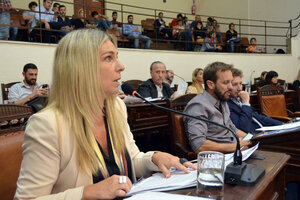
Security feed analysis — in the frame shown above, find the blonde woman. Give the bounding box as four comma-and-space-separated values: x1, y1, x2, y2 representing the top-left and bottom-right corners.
186, 68, 204, 94
15, 29, 195, 200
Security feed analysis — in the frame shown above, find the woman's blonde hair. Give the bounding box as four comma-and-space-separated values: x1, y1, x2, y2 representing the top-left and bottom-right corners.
191, 68, 203, 94
47, 29, 126, 175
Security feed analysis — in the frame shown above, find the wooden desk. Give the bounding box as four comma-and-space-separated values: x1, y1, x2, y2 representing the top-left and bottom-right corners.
250, 90, 295, 112
252, 127, 300, 183
125, 101, 171, 152
169, 151, 290, 200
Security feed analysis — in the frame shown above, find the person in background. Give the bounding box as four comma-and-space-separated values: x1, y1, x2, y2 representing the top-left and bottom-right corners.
91, 11, 112, 31
257, 71, 268, 87
211, 19, 222, 43
138, 61, 175, 99
0, 0, 12, 40
292, 69, 300, 110
123, 15, 151, 49
57, 5, 73, 38
247, 38, 266, 53
264, 71, 279, 86
186, 68, 204, 94
183, 62, 251, 153
71, 8, 96, 30
205, 17, 213, 31
172, 19, 193, 51
228, 68, 282, 134
170, 13, 183, 28
154, 12, 172, 39
111, 11, 122, 28
14, 29, 195, 200
226, 23, 241, 52
192, 21, 206, 51
200, 31, 222, 52
52, 2, 60, 15
22, 1, 38, 36
190, 15, 202, 32
164, 69, 175, 88
8, 63, 49, 105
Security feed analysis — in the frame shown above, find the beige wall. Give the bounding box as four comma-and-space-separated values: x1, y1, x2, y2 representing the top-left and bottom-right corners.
0, 36, 299, 103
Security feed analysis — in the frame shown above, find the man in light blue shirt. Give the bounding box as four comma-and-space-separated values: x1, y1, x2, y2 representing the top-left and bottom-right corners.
123, 15, 151, 49
8, 63, 49, 105
33, 0, 60, 43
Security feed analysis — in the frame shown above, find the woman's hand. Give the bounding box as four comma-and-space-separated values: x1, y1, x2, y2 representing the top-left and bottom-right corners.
82, 175, 132, 200
151, 152, 196, 178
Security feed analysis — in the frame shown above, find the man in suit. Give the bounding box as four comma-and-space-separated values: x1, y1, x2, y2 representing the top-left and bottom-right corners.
228, 68, 282, 134
137, 61, 175, 99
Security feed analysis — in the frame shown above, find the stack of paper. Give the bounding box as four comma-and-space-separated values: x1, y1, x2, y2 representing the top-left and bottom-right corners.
127, 169, 197, 196
126, 191, 207, 200
256, 121, 300, 131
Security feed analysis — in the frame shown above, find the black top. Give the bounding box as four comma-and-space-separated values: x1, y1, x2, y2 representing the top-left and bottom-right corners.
193, 28, 206, 39
92, 118, 133, 184
137, 79, 174, 99
226, 29, 238, 41
71, 18, 90, 30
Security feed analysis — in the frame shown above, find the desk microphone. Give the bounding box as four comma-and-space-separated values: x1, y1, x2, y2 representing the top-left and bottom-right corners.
121, 83, 265, 186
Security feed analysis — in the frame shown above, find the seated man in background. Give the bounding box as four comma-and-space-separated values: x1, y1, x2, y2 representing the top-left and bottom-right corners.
183, 62, 251, 153
228, 68, 282, 134
91, 11, 112, 31
22, 1, 38, 38
123, 15, 151, 49
111, 11, 122, 28
57, 5, 73, 38
164, 69, 175, 88
138, 61, 175, 99
247, 38, 266, 53
8, 63, 49, 105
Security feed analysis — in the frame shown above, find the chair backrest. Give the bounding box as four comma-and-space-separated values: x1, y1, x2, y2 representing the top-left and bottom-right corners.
0, 131, 24, 200
257, 84, 288, 117
0, 105, 34, 134
1, 82, 20, 102
141, 18, 155, 31
166, 94, 197, 160
106, 28, 121, 38
254, 77, 261, 85
124, 80, 143, 90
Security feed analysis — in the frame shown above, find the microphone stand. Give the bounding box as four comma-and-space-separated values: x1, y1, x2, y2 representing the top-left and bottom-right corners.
249, 70, 255, 93
127, 88, 265, 186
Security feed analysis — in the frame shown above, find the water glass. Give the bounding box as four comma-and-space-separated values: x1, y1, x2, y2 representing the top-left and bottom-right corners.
197, 151, 225, 200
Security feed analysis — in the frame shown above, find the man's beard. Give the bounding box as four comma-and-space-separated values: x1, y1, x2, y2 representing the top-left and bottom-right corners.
214, 86, 230, 102
25, 77, 36, 86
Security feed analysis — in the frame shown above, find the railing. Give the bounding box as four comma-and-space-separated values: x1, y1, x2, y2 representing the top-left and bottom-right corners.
287, 13, 300, 38
1, 0, 297, 54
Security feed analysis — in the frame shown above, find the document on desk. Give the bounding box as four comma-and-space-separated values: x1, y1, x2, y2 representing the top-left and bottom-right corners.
256, 121, 300, 131
126, 191, 207, 200
127, 169, 197, 196
224, 143, 259, 167
174, 78, 188, 99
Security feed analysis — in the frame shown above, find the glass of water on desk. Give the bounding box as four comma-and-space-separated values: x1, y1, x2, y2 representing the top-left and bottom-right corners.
197, 151, 225, 200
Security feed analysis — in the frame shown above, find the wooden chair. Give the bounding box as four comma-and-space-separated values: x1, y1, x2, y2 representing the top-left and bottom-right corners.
166, 94, 197, 160
0, 105, 34, 134
0, 131, 24, 199
1, 82, 20, 102
141, 18, 155, 32
106, 29, 130, 46
124, 80, 143, 90
257, 84, 300, 122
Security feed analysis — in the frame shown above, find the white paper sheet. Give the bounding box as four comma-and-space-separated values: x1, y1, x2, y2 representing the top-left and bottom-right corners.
256, 121, 300, 131
126, 191, 208, 200
174, 78, 188, 98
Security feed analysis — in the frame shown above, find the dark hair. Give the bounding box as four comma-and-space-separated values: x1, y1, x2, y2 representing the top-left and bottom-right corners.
58, 5, 66, 10
91, 11, 99, 18
177, 13, 183, 19
43, 0, 52, 2
203, 62, 233, 90
28, 1, 37, 9
112, 11, 117, 15
265, 71, 278, 84
196, 21, 203, 28
260, 71, 267, 78
276, 49, 285, 54
23, 63, 38, 73
229, 23, 234, 29
53, 2, 60, 8
150, 61, 165, 71
207, 17, 213, 22
231, 68, 243, 78
250, 37, 256, 43
127, 15, 133, 20
158, 12, 163, 15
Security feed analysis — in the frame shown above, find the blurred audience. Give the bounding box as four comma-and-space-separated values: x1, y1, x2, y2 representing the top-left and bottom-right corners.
22, 1, 38, 36
200, 31, 222, 52
0, 0, 12, 40
57, 5, 73, 38
257, 71, 268, 87
91, 11, 112, 31
111, 11, 122, 28
170, 13, 183, 28
71, 9, 95, 30
190, 15, 202, 32
155, 12, 172, 39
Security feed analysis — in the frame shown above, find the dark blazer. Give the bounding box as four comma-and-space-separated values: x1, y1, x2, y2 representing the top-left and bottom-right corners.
137, 79, 174, 99
227, 99, 282, 134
